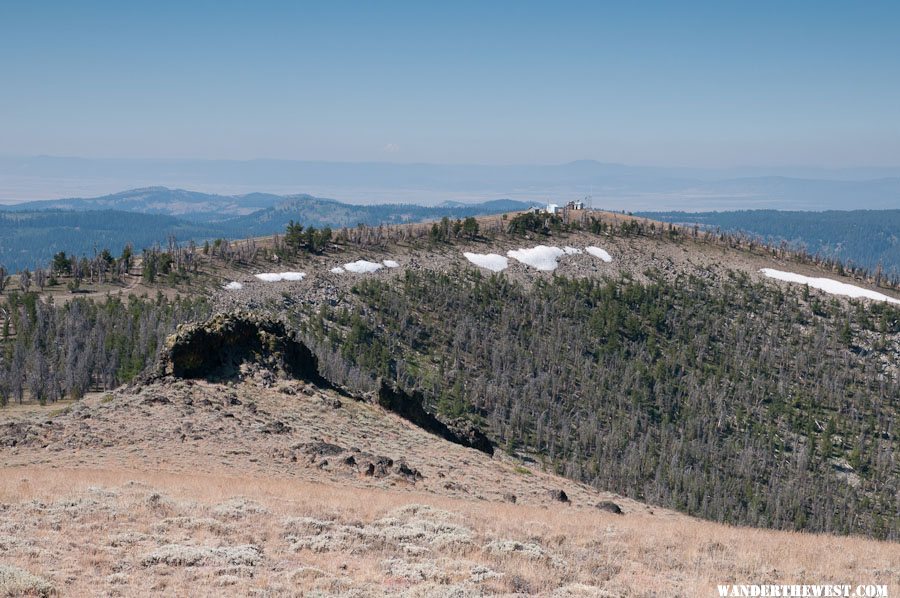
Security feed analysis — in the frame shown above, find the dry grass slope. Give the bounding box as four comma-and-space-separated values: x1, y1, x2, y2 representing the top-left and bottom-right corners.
0, 467, 897, 597
0, 375, 897, 596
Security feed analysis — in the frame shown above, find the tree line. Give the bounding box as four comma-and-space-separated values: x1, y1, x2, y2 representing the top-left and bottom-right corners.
0, 291, 210, 405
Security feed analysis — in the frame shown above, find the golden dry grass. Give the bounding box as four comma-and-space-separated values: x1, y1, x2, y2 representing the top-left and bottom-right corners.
0, 466, 897, 597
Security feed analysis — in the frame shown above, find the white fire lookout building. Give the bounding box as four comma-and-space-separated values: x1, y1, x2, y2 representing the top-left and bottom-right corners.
541, 200, 585, 215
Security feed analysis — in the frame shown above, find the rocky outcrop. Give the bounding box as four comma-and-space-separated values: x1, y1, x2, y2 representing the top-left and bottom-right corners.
375, 379, 495, 456
438, 417, 495, 456
548, 489, 570, 503
154, 312, 325, 384
147, 313, 495, 460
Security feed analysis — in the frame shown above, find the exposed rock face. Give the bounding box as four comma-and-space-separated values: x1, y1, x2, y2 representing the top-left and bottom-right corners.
156, 312, 325, 384
439, 417, 495, 456
375, 379, 495, 456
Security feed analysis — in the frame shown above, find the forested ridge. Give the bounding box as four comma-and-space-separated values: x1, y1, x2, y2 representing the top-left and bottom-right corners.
298, 267, 900, 539
2, 209, 898, 540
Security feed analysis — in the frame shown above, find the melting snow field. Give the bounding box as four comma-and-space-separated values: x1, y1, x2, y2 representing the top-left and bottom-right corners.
343, 260, 384, 274
586, 247, 613, 263
254, 272, 305, 282
760, 269, 900, 305
470, 245, 610, 272
223, 282, 243, 290
507, 246, 566, 271
464, 252, 509, 272
332, 260, 397, 273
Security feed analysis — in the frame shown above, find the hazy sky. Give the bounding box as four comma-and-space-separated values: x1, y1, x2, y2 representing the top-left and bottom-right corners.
2, 1, 899, 167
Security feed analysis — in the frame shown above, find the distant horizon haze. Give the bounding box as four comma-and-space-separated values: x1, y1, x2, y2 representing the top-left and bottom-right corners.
2, 2, 899, 169
2, 155, 900, 211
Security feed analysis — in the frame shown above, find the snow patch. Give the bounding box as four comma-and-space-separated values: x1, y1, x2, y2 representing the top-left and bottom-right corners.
463, 252, 509, 272
586, 247, 613, 263
329, 266, 345, 274
760, 269, 900, 305
383, 260, 400, 268
563, 246, 582, 255
507, 246, 566, 271
344, 260, 384, 274
223, 282, 243, 291
254, 272, 305, 282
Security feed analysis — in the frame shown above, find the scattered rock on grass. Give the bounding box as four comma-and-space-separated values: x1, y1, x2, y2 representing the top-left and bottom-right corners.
595, 500, 623, 514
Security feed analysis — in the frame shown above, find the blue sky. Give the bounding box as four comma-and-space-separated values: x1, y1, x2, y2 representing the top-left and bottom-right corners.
1, 1, 899, 167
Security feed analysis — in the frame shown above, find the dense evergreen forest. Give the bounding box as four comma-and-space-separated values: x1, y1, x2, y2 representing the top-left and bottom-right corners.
297, 267, 899, 539
639, 209, 900, 277
0, 292, 210, 404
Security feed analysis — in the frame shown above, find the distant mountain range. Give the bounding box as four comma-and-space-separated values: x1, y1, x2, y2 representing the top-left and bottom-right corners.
2, 156, 900, 210
7, 187, 282, 220
0, 188, 531, 270
5, 181, 900, 274
4, 187, 531, 224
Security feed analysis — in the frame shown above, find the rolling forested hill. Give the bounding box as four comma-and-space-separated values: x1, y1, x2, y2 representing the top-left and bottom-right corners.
0, 190, 530, 270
